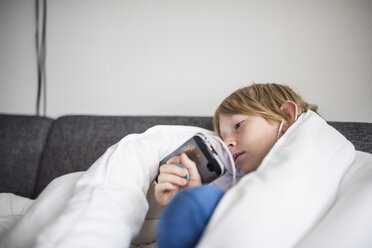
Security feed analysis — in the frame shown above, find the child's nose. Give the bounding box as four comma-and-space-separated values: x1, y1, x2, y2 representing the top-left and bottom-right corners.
224, 135, 237, 148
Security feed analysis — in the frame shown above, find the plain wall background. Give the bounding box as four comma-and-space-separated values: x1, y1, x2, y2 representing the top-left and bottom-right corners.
0, 0, 371, 122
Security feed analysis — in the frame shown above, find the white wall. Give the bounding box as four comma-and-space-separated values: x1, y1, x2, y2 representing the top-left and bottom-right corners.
0, 0, 36, 114
1, 0, 371, 122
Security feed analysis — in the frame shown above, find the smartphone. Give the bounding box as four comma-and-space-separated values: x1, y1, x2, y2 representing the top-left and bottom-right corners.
159, 133, 225, 183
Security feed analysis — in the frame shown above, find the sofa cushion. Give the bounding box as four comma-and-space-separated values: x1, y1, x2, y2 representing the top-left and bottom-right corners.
34, 116, 213, 197
0, 114, 53, 199
328, 121, 372, 154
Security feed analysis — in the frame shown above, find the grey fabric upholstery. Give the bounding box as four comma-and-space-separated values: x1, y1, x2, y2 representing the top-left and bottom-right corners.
34, 116, 213, 197
328, 121, 372, 154
0, 114, 53, 198
0, 113, 371, 200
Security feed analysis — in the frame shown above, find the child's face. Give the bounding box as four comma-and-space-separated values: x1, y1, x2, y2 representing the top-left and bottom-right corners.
219, 114, 281, 174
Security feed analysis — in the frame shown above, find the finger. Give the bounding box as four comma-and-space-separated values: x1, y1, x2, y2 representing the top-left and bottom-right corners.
180, 153, 199, 176
166, 155, 181, 165
155, 183, 179, 206
157, 173, 188, 186
155, 182, 178, 193
159, 164, 188, 178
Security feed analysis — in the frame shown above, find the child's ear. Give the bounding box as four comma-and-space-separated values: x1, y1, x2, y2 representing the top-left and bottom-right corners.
280, 101, 298, 132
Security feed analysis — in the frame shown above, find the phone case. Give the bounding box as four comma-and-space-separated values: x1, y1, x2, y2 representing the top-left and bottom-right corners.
159, 133, 225, 183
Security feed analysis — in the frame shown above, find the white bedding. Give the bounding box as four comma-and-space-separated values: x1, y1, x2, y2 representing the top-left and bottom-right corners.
1, 111, 372, 248
197, 111, 372, 247
0, 193, 33, 240
0, 125, 234, 248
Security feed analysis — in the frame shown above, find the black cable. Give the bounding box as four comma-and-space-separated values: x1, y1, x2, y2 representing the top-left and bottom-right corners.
41, 0, 47, 116
35, 0, 47, 116
35, 0, 41, 116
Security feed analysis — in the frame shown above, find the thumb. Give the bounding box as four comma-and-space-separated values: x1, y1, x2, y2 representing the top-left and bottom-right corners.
180, 153, 201, 182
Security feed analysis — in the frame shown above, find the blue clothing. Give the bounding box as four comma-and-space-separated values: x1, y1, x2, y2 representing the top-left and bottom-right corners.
157, 185, 224, 248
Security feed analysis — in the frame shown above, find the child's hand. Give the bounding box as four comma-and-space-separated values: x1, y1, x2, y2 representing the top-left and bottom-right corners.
179, 153, 202, 187
155, 153, 202, 206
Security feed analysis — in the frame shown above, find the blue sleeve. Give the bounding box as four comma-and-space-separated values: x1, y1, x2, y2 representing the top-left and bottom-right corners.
157, 185, 224, 248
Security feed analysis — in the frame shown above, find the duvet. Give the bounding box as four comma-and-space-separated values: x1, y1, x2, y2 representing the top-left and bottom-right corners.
1, 110, 371, 248
0, 125, 235, 248
198, 111, 372, 247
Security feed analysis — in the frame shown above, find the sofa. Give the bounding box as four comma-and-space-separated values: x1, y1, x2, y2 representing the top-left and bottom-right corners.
1, 113, 372, 246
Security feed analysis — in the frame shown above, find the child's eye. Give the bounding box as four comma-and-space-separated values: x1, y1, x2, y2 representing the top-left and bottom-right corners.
234, 121, 243, 130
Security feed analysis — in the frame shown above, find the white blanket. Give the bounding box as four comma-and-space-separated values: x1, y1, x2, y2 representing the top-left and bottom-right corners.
197, 110, 372, 247
0, 125, 235, 248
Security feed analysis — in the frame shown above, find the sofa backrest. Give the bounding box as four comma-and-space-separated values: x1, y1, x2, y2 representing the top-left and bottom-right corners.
0, 114, 53, 198
33, 116, 213, 198
328, 121, 372, 153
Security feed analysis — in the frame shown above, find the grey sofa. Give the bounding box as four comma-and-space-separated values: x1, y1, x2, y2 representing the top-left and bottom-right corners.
1, 113, 372, 246
1, 113, 372, 199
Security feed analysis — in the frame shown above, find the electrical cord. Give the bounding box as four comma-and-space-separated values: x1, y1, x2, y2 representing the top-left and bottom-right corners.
35, 0, 47, 116
212, 135, 236, 186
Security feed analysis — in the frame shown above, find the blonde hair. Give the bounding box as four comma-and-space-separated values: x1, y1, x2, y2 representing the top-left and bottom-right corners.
213, 83, 319, 136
